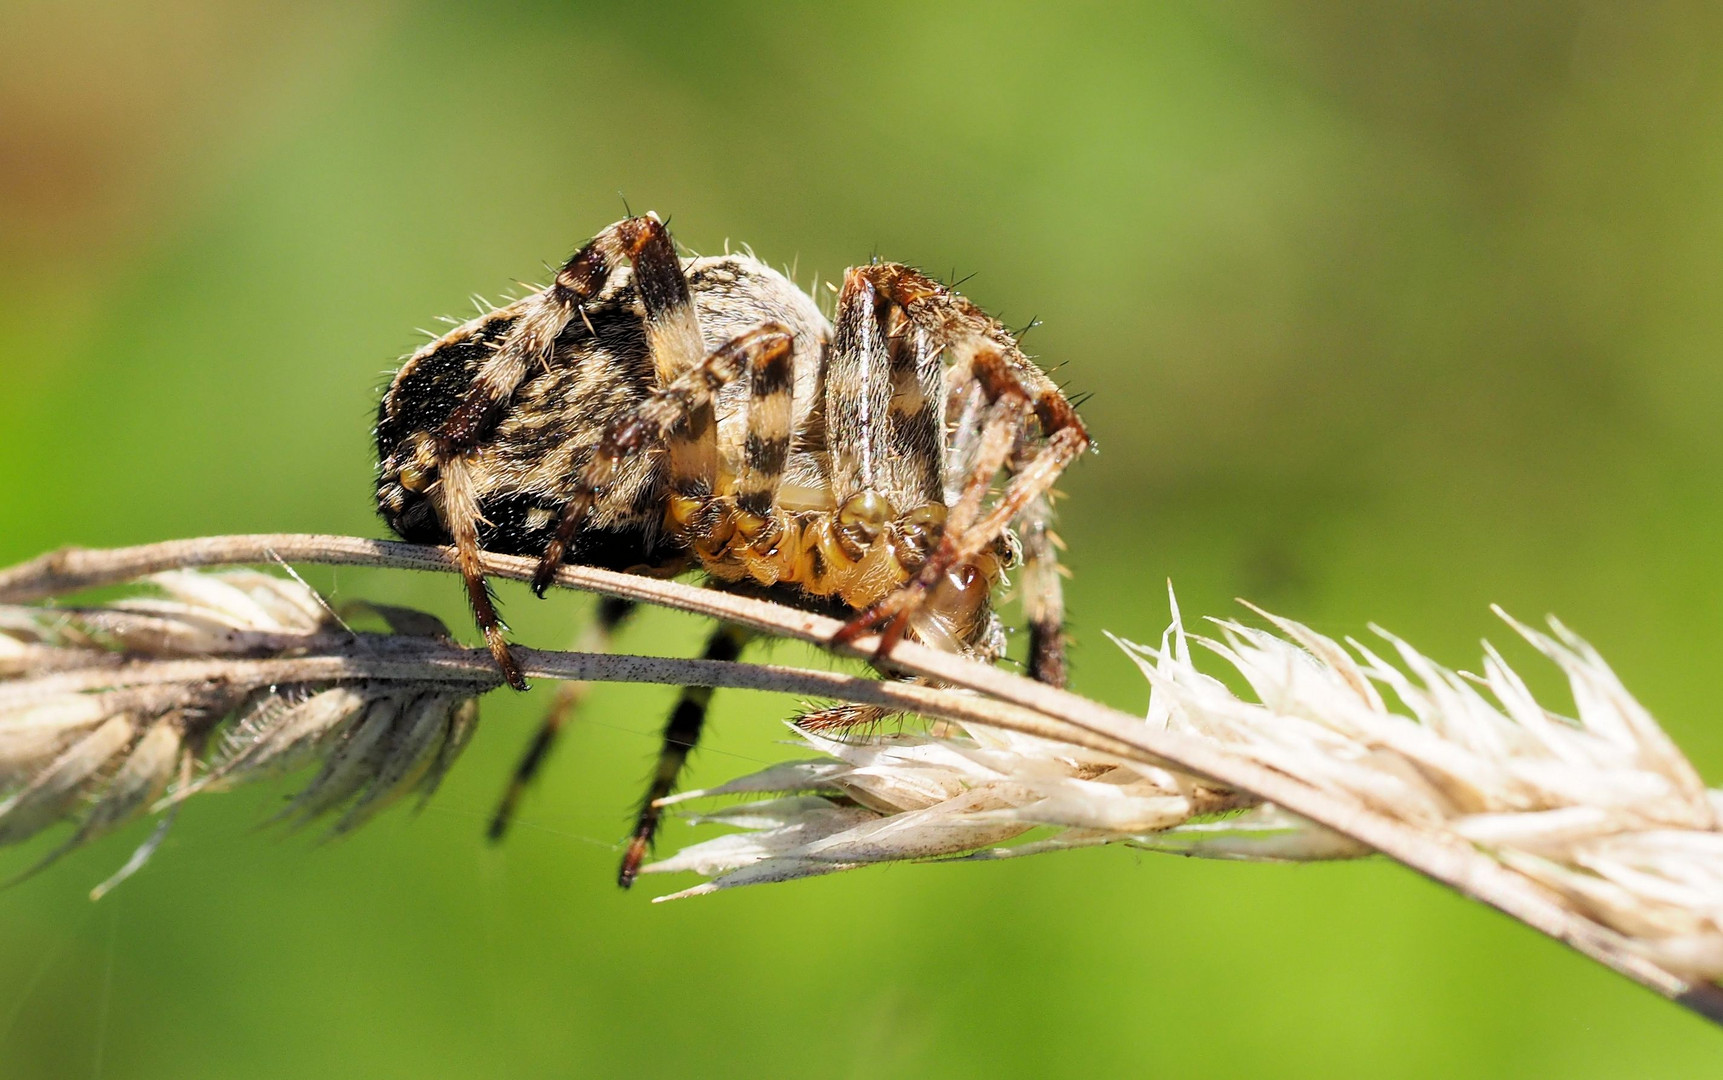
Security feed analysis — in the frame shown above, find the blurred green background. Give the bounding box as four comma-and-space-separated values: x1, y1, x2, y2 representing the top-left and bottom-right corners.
3, 1, 1722, 1075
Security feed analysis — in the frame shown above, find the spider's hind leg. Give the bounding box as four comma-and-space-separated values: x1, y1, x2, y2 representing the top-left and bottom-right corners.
487, 596, 638, 841
433, 214, 688, 690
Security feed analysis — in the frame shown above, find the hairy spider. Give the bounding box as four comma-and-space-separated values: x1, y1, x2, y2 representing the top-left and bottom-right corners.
374, 214, 1088, 884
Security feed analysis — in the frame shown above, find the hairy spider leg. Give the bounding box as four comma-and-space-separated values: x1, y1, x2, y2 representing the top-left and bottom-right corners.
528, 324, 796, 595
735, 335, 796, 517
830, 265, 1089, 668
442, 215, 680, 447
813, 269, 956, 597
879, 271, 1089, 610
833, 350, 1028, 658
793, 699, 906, 733
824, 269, 898, 507
432, 215, 685, 690
616, 331, 801, 883
880, 291, 948, 509
487, 595, 638, 841
436, 460, 525, 688
617, 623, 753, 888
1013, 440, 1068, 688
937, 351, 1086, 575
662, 292, 801, 568
723, 329, 797, 559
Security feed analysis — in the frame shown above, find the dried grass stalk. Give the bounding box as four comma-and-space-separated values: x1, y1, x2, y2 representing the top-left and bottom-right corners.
1, 535, 1720, 1024
656, 591, 1723, 986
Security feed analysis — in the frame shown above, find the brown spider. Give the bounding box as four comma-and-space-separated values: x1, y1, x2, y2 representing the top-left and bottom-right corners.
374, 215, 1088, 884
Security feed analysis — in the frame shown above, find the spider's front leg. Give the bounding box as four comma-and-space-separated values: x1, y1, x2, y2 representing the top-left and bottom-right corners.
828, 265, 1089, 670
433, 215, 687, 690
1014, 447, 1069, 688
830, 353, 1028, 660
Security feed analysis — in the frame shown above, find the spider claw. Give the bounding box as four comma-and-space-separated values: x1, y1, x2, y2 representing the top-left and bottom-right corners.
618, 828, 652, 888
529, 554, 560, 599
613, 819, 651, 888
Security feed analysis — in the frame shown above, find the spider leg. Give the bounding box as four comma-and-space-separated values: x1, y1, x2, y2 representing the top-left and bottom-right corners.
617, 623, 754, 888
614, 319, 803, 884
1014, 445, 1068, 688
885, 297, 948, 506
794, 703, 895, 732
824, 268, 896, 507
441, 215, 685, 448
828, 265, 1089, 666
486, 595, 638, 841
868, 351, 1086, 659
832, 363, 1027, 655
723, 324, 797, 569
736, 331, 796, 518
433, 215, 686, 689
434, 453, 526, 687
816, 267, 951, 613
931, 371, 1086, 576
529, 324, 796, 596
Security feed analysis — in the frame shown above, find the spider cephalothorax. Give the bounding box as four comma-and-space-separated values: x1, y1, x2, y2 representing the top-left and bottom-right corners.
375, 214, 1088, 883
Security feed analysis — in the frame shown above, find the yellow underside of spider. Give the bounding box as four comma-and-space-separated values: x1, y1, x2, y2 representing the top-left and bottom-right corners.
662, 488, 1005, 653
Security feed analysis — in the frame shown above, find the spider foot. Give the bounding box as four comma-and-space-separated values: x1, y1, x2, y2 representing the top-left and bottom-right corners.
484, 625, 529, 692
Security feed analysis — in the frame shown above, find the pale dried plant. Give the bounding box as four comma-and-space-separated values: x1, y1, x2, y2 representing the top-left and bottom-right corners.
0, 568, 483, 897
652, 593, 1723, 984
0, 533, 1720, 1026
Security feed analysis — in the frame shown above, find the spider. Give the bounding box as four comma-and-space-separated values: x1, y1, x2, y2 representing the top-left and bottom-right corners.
374, 214, 1088, 885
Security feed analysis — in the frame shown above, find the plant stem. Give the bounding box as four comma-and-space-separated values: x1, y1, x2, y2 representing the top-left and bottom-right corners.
3, 533, 1720, 1024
